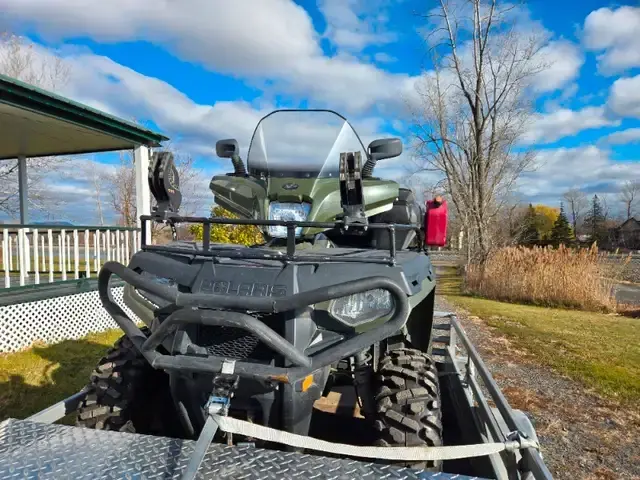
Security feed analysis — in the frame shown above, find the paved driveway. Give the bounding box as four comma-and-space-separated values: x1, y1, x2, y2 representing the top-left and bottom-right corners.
613, 282, 640, 305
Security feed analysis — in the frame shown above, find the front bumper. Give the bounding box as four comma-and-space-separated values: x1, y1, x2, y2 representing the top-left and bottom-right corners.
99, 261, 409, 384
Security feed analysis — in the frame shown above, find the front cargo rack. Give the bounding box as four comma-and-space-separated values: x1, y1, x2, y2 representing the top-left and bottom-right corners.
139, 213, 424, 266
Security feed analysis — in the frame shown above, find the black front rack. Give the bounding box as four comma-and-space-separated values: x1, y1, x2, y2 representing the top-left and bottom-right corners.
140, 214, 425, 266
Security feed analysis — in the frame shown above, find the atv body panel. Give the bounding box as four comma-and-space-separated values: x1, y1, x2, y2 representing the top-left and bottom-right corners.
122, 242, 436, 436
211, 174, 400, 237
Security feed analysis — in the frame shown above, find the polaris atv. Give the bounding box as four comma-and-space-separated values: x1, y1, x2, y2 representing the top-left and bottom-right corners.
76, 109, 449, 470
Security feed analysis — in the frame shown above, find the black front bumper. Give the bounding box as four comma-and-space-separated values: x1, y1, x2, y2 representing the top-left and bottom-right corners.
99, 261, 409, 383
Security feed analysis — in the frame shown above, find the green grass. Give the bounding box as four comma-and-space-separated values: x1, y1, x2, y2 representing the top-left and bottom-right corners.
438, 266, 640, 404
0, 329, 123, 422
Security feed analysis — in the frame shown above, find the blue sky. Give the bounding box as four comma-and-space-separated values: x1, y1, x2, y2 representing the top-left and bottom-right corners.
1, 0, 640, 223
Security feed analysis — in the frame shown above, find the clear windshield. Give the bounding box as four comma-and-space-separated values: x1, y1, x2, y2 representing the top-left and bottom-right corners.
246, 110, 367, 179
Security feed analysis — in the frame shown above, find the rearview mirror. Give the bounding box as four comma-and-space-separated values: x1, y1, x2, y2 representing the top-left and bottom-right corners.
362, 137, 403, 177
216, 139, 239, 159
216, 138, 247, 175
368, 138, 402, 161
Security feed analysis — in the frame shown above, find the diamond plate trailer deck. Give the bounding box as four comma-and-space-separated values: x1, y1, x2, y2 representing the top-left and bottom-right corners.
0, 419, 481, 480
0, 313, 553, 480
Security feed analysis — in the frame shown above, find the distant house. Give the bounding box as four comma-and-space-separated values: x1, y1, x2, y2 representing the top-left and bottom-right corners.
609, 218, 640, 250
576, 233, 591, 243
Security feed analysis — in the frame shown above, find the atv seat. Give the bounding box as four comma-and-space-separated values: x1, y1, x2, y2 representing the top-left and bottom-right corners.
370, 188, 421, 250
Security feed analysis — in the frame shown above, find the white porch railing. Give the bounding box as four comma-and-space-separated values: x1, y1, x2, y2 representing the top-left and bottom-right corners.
0, 225, 141, 289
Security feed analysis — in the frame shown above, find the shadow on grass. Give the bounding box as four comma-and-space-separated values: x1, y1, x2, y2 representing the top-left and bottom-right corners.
0, 335, 119, 422
617, 303, 640, 318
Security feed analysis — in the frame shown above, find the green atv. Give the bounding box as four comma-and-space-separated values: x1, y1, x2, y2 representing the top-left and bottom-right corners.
77, 109, 448, 470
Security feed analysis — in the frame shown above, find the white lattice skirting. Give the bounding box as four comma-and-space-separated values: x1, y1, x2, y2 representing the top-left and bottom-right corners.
0, 287, 140, 353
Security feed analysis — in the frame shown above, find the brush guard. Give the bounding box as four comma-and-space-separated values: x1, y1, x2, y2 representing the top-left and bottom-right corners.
98, 260, 410, 383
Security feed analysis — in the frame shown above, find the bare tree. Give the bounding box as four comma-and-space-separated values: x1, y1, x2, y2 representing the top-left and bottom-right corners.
0, 33, 71, 219
103, 146, 207, 237
107, 152, 138, 227
0, 32, 69, 91
68, 161, 109, 226
409, 0, 548, 262
600, 192, 611, 223
401, 174, 448, 205
91, 171, 106, 226
562, 187, 587, 235
619, 180, 640, 220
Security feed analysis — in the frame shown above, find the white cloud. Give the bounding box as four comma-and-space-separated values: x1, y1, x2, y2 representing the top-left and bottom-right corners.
600, 128, 640, 146
374, 52, 397, 63
36, 153, 216, 224
318, 0, 396, 52
522, 106, 619, 145
531, 40, 584, 93
0, 0, 414, 114
607, 74, 640, 119
28, 156, 117, 224
1, 39, 407, 221
0, 0, 320, 76
583, 6, 640, 75
3, 37, 402, 165
518, 146, 640, 200
0, 0, 583, 115
53, 50, 272, 158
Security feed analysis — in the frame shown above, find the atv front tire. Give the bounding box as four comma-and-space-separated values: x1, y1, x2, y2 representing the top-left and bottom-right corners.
373, 347, 443, 470
76, 328, 181, 437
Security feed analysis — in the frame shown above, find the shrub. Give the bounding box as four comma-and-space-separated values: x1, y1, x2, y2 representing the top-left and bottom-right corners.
464, 245, 630, 312
190, 206, 264, 246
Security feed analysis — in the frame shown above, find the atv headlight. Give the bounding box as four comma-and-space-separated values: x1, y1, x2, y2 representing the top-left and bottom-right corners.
268, 202, 312, 238
329, 289, 395, 326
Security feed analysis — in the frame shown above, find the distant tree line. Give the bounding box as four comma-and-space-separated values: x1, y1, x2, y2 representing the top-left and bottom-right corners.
514, 194, 620, 249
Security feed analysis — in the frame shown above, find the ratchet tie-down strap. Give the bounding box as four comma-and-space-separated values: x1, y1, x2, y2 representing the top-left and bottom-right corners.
211, 415, 540, 462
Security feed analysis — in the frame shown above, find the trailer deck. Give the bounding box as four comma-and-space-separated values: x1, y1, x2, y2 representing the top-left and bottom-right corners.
0, 418, 485, 479
0, 312, 552, 480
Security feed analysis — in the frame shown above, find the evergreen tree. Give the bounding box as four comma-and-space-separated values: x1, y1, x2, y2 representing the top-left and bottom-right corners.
520, 203, 540, 246
584, 194, 606, 244
550, 202, 573, 246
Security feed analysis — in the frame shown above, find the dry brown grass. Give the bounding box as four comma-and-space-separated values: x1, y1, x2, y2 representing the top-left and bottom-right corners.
464, 245, 630, 312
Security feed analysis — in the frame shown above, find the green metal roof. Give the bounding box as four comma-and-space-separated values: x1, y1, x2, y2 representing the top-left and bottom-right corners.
0, 73, 169, 160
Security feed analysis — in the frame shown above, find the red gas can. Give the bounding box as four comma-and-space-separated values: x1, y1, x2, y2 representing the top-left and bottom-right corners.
425, 197, 448, 247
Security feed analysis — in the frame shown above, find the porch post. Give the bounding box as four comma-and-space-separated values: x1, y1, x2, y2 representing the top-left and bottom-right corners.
133, 145, 151, 245
17, 155, 29, 283
18, 155, 27, 224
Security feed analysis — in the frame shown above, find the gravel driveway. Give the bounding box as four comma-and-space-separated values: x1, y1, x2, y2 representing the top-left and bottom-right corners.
435, 296, 640, 480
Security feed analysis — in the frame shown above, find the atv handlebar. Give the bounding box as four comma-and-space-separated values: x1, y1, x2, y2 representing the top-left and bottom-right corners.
98, 261, 410, 384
